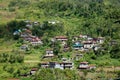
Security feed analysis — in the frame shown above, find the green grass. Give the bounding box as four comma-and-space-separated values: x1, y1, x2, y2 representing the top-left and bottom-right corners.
89, 54, 120, 66
0, 39, 18, 53
20, 77, 33, 80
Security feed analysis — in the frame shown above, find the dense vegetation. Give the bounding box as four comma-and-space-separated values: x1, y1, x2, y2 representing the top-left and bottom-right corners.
1, 0, 120, 38
0, 0, 120, 80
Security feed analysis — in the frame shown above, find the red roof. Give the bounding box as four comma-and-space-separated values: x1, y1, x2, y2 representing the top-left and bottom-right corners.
93, 38, 98, 41
60, 62, 72, 64
8, 78, 19, 80
40, 62, 49, 65
80, 62, 88, 64
31, 68, 38, 71
25, 29, 32, 33
46, 49, 53, 51
83, 41, 92, 44
89, 64, 96, 67
55, 36, 67, 39
97, 37, 104, 40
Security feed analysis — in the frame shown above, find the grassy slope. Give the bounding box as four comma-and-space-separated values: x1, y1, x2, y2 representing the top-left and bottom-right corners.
0, 39, 17, 53
0, 0, 15, 24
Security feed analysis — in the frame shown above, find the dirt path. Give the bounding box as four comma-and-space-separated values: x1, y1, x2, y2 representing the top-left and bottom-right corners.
96, 66, 120, 72
0, 49, 12, 53
0, 50, 12, 51
24, 60, 40, 63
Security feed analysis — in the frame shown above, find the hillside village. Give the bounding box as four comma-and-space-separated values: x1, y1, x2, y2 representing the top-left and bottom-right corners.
0, 0, 120, 80
0, 19, 119, 80
12, 20, 106, 75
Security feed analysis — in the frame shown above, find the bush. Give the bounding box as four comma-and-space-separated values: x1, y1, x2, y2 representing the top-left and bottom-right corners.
0, 53, 24, 63
9, 7, 15, 12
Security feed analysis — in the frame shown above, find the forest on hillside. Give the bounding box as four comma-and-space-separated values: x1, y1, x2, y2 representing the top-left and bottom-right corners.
0, 0, 120, 38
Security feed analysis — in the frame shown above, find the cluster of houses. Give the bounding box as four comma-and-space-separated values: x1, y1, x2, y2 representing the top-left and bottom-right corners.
19, 34, 103, 73
12, 20, 106, 76
14, 20, 62, 51
13, 19, 105, 52
13, 28, 43, 51
72, 35, 104, 51
40, 61, 73, 70
43, 49, 54, 58
31, 35, 104, 75
39, 61, 95, 70
10, 20, 120, 80
13, 20, 105, 52
50, 35, 104, 52
78, 62, 96, 70
20, 29, 43, 46
10, 61, 95, 77
25, 20, 40, 28
53, 35, 104, 51
28, 61, 96, 76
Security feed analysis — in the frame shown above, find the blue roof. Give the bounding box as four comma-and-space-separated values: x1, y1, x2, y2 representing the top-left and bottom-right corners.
18, 29, 21, 32
73, 42, 83, 47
